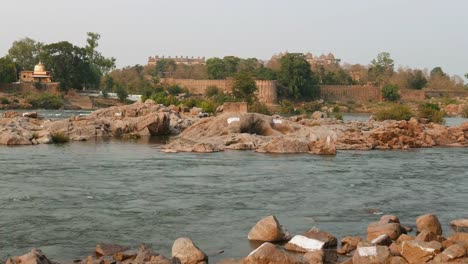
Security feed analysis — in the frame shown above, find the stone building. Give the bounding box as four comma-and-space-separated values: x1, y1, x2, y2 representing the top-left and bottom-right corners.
19, 62, 52, 83
148, 55, 205, 66
269, 52, 341, 66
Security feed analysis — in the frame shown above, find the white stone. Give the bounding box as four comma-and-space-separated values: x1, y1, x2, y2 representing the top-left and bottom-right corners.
358, 246, 378, 257
227, 117, 240, 124
288, 235, 325, 251
273, 119, 282, 124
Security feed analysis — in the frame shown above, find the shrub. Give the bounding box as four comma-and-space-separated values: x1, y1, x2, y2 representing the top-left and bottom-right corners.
374, 104, 413, 121
418, 103, 445, 124
115, 84, 128, 102
462, 105, 468, 118
51, 131, 69, 143
205, 86, 221, 97
303, 101, 322, 113
334, 112, 343, 120
199, 100, 218, 113
0, 97, 10, 104
249, 101, 271, 115
279, 100, 296, 114
27, 93, 64, 109
332, 105, 340, 113
167, 85, 186, 95
382, 84, 400, 102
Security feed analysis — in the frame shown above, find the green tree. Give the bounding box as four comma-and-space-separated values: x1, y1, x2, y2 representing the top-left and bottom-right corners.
153, 59, 176, 77
0, 56, 17, 83
232, 73, 257, 103
115, 84, 128, 102
382, 84, 400, 101
40, 41, 99, 90
85, 32, 116, 76
408, 70, 427, 89
206, 57, 227, 79
278, 53, 319, 99
101, 74, 114, 97
7, 37, 43, 70
223, 56, 241, 76
369, 52, 394, 85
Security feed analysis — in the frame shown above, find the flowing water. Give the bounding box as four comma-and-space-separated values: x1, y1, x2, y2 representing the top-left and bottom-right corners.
0, 137, 467, 262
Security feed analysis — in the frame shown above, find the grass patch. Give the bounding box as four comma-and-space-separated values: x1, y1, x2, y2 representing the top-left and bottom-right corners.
418, 103, 445, 124
374, 104, 413, 121
51, 131, 69, 143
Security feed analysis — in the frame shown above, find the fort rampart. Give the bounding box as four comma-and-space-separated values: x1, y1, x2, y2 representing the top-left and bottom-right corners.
319, 85, 382, 103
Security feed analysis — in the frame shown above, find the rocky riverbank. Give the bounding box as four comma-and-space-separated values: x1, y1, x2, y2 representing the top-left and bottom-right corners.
5, 215, 468, 264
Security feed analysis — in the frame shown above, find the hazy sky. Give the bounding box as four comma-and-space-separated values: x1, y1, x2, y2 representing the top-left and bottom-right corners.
1, 0, 467, 77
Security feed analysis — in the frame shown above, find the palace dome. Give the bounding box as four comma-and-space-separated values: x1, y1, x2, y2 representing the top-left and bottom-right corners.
34, 62, 46, 72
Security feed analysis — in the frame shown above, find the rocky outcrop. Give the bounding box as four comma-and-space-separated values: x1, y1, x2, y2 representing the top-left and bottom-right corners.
0, 100, 199, 145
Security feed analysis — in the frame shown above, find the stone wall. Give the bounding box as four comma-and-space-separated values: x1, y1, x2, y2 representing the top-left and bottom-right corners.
320, 85, 382, 103
0, 82, 60, 94
400, 89, 425, 102
160, 78, 278, 104
424, 90, 468, 98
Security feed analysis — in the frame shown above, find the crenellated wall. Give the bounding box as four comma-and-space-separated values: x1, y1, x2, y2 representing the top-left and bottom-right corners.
160, 78, 278, 104
320, 85, 382, 103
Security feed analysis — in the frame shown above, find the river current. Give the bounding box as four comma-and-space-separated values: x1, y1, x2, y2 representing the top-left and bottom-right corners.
0, 111, 467, 262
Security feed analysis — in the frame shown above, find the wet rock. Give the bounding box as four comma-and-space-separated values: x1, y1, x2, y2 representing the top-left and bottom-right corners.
450, 219, 468, 232
367, 222, 402, 241
172, 237, 208, 264
400, 240, 442, 264
416, 214, 442, 235
5, 248, 56, 264
95, 243, 130, 257
337, 236, 362, 255
242, 242, 303, 264
285, 229, 337, 253
247, 215, 291, 242
352, 246, 391, 264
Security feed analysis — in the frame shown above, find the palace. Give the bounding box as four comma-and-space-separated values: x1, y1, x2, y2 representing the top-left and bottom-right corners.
148, 55, 205, 66
19, 62, 52, 83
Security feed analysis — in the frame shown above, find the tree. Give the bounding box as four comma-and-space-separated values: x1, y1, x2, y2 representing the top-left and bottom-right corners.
0, 56, 17, 83
85, 32, 116, 76
430, 67, 446, 78
206, 58, 226, 79
382, 84, 400, 101
408, 70, 427, 90
153, 59, 176, 77
7, 37, 43, 70
115, 84, 128, 102
465, 73, 468, 80
278, 53, 319, 99
223, 56, 241, 76
232, 73, 257, 103
369, 52, 394, 85
101, 74, 114, 97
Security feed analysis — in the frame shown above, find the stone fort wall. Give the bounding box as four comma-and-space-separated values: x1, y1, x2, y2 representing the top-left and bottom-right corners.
160, 78, 277, 104
319, 85, 382, 103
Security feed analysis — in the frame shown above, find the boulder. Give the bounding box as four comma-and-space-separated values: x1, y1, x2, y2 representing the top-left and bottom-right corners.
432, 244, 466, 263
302, 250, 325, 264
172, 237, 208, 264
371, 234, 392, 246
242, 242, 303, 264
415, 230, 438, 242
416, 214, 442, 235
367, 222, 402, 241
447, 232, 468, 243
247, 215, 290, 242
352, 246, 391, 264
311, 111, 325, 119
337, 236, 362, 255
400, 240, 442, 264
285, 229, 337, 253
5, 249, 55, 264
22, 112, 38, 118
310, 135, 337, 155
396, 234, 415, 244
379, 215, 400, 224
450, 219, 468, 232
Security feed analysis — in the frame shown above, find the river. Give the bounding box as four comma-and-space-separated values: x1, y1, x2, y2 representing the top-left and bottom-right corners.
0, 136, 467, 262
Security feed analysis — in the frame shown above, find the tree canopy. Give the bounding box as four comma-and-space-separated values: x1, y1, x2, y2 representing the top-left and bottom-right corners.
278, 53, 319, 99
0, 56, 17, 83
7, 37, 43, 71
232, 73, 257, 103
368, 52, 394, 85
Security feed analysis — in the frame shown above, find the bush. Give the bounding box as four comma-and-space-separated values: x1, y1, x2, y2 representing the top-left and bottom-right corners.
249, 101, 271, 115
27, 93, 64, 109
334, 112, 343, 120
0, 97, 10, 104
51, 131, 69, 143
303, 101, 322, 113
418, 103, 445, 124
279, 100, 296, 114
167, 85, 186, 95
374, 104, 413, 121
382, 84, 400, 102
205, 86, 221, 97
462, 105, 468, 118
115, 84, 128, 102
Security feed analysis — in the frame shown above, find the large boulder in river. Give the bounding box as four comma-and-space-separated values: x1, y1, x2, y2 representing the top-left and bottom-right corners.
172, 237, 208, 264
416, 214, 442, 235
247, 215, 290, 242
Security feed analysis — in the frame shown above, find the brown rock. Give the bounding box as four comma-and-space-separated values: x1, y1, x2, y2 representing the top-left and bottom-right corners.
5, 249, 55, 264
400, 240, 442, 264
396, 234, 415, 244
380, 215, 400, 224
285, 229, 337, 253
371, 234, 392, 246
352, 246, 391, 264
389, 242, 402, 256
415, 230, 438, 242
367, 222, 402, 241
310, 135, 337, 155
447, 232, 468, 243
451, 219, 468, 232
416, 214, 442, 235
113, 250, 137, 262
247, 215, 290, 242
95, 243, 130, 257
337, 236, 362, 255
172, 237, 208, 264
302, 250, 324, 264
432, 244, 467, 263
242, 242, 303, 264
389, 256, 409, 264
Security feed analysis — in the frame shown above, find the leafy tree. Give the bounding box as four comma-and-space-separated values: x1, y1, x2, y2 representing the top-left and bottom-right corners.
153, 59, 176, 77
382, 84, 400, 101
85, 32, 116, 76
278, 53, 319, 99
101, 74, 114, 97
232, 73, 257, 103
206, 57, 227, 79
40, 41, 99, 90
223, 56, 241, 76
368, 52, 394, 85
115, 84, 128, 102
0, 56, 17, 83
7, 37, 43, 70
408, 70, 427, 90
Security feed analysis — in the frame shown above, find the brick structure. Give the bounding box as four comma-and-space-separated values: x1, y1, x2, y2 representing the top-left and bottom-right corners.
320, 85, 382, 103
148, 55, 205, 66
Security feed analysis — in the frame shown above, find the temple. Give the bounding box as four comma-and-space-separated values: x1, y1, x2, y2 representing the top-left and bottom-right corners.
19, 62, 52, 83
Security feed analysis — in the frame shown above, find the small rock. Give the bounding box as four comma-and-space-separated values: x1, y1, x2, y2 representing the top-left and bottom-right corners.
415, 214, 442, 235
284, 229, 337, 253
352, 246, 391, 264
247, 215, 290, 242
172, 237, 208, 264
242, 242, 303, 264
113, 250, 137, 262
5, 248, 55, 264
337, 236, 362, 255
